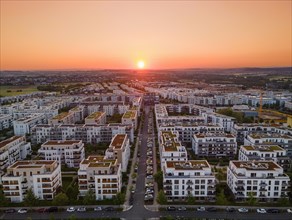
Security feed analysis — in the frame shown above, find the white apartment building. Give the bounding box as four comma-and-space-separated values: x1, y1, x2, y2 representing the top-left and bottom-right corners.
31, 123, 134, 144
163, 160, 216, 201
238, 145, 291, 171
202, 112, 235, 132
159, 124, 224, 143
227, 161, 290, 201
38, 140, 85, 168
85, 112, 106, 125
0, 114, 13, 130
2, 160, 62, 202
118, 105, 130, 115
69, 106, 85, 122
244, 132, 292, 156
49, 112, 75, 125
122, 110, 138, 130
105, 134, 130, 172
159, 131, 188, 166
192, 132, 237, 158
13, 113, 46, 135
78, 155, 122, 200
0, 136, 31, 183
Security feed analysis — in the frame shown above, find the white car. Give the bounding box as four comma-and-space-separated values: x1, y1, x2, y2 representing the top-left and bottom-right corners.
197, 207, 205, 212
66, 207, 75, 212
238, 208, 249, 213
257, 208, 266, 214
77, 207, 86, 212
94, 207, 102, 211
18, 209, 28, 214
287, 209, 292, 213
146, 175, 153, 179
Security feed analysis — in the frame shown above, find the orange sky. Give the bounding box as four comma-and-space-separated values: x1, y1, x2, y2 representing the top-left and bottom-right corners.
0, 1, 291, 70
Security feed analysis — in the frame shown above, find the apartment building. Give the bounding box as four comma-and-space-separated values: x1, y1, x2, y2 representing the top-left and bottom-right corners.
105, 134, 130, 172
49, 112, 75, 125
0, 114, 13, 130
122, 110, 138, 130
163, 160, 216, 201
78, 155, 122, 200
31, 123, 134, 144
192, 132, 237, 158
238, 145, 291, 171
85, 112, 106, 125
38, 140, 85, 168
159, 131, 188, 166
202, 112, 235, 132
0, 136, 31, 182
244, 132, 292, 156
227, 161, 290, 201
159, 123, 224, 143
2, 160, 62, 202
13, 113, 46, 135
69, 106, 85, 122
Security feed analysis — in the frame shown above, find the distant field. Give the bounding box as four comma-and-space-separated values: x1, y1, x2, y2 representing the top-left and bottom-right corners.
0, 86, 39, 97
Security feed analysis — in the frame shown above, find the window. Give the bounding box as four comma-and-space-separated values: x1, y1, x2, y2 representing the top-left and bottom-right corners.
174, 180, 179, 184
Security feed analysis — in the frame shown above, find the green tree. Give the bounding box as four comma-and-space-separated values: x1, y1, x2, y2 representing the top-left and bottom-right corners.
216, 189, 228, 205
186, 194, 196, 205
66, 185, 79, 202
154, 170, 163, 190
247, 192, 257, 205
24, 188, 38, 207
53, 192, 69, 206
157, 190, 167, 205
113, 192, 125, 205
277, 197, 290, 206
0, 189, 8, 206
83, 189, 95, 205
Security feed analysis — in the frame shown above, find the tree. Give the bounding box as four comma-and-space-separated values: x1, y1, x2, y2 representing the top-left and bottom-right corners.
0, 189, 8, 206
277, 197, 290, 206
247, 192, 257, 205
53, 192, 69, 206
216, 189, 228, 205
24, 188, 38, 207
154, 170, 163, 190
157, 190, 167, 204
66, 185, 78, 202
49, 214, 55, 220
68, 214, 77, 220
186, 194, 196, 205
83, 189, 95, 205
113, 192, 125, 205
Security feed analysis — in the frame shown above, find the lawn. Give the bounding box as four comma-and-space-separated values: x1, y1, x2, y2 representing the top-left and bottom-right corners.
62, 176, 74, 191
0, 86, 39, 97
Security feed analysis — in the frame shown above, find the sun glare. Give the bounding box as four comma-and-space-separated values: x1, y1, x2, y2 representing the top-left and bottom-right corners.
137, 60, 145, 69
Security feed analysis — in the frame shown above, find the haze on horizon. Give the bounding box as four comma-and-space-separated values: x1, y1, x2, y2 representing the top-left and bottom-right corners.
0, 1, 291, 70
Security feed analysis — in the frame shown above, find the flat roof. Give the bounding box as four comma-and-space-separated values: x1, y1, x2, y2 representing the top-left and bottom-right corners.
195, 132, 235, 138
249, 133, 292, 139
52, 112, 70, 120
0, 136, 23, 149
43, 140, 81, 146
10, 160, 55, 168
166, 160, 210, 170
111, 134, 126, 149
81, 155, 117, 168
86, 111, 104, 119
123, 110, 136, 119
242, 145, 284, 152
231, 161, 281, 171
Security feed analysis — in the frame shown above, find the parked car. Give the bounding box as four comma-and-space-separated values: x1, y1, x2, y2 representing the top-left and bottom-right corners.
146, 175, 153, 179
177, 207, 187, 211
77, 207, 86, 212
267, 209, 280, 213
66, 207, 75, 212
104, 207, 114, 211
18, 209, 28, 214
94, 207, 102, 211
226, 207, 235, 212
197, 207, 205, 212
4, 209, 15, 213
46, 207, 58, 212
167, 206, 176, 211
287, 209, 292, 213
37, 208, 46, 213
238, 208, 248, 213
257, 208, 267, 214
207, 207, 217, 212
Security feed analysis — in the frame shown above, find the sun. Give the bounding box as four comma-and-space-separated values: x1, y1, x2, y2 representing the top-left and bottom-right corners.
137, 60, 145, 69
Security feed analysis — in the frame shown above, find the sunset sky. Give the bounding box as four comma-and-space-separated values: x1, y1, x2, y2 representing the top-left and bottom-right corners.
0, 1, 291, 70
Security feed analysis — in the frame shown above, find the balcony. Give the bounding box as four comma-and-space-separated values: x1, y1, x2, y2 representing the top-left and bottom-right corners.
186, 180, 193, 185
164, 181, 172, 185
164, 185, 172, 190
259, 187, 267, 191
235, 181, 245, 186
186, 186, 193, 190
259, 182, 267, 187
235, 187, 244, 191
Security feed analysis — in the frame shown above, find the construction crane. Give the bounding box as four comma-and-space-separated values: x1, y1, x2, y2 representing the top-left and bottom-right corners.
259, 92, 263, 120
